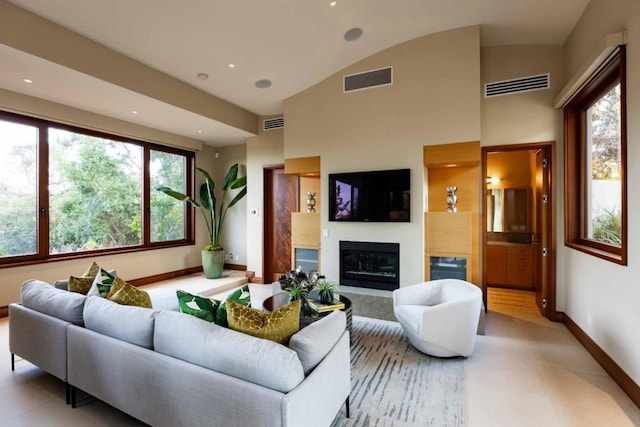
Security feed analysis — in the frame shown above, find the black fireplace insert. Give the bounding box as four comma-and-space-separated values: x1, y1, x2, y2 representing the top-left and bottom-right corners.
339, 241, 399, 291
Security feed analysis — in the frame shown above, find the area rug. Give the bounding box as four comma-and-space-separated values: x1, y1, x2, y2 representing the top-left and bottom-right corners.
331, 316, 465, 427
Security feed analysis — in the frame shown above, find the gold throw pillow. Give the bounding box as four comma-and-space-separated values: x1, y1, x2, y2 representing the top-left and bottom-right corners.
107, 277, 152, 308
227, 299, 300, 345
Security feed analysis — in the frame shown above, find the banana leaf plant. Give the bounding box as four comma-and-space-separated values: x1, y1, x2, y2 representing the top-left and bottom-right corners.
156, 164, 247, 251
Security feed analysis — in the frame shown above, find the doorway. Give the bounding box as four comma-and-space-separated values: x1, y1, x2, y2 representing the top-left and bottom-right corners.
481, 142, 558, 321
263, 166, 299, 283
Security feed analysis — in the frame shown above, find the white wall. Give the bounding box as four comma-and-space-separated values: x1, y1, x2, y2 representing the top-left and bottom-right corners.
283, 26, 482, 286
245, 126, 285, 279
561, 0, 640, 386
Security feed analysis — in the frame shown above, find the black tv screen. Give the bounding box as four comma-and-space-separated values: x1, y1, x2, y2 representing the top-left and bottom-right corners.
329, 169, 410, 222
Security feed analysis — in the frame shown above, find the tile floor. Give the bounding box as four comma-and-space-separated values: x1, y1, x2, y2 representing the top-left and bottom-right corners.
1, 282, 639, 426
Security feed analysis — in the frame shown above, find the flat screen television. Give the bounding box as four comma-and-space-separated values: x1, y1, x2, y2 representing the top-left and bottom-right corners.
329, 168, 410, 222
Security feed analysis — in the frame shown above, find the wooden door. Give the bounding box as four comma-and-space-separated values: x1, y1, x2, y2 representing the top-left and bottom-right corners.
263, 167, 298, 283
535, 149, 551, 316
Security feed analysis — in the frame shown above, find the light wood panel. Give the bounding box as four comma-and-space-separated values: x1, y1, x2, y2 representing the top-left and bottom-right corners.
427, 166, 479, 212
284, 156, 320, 176
423, 141, 480, 168
291, 212, 320, 248
426, 212, 472, 254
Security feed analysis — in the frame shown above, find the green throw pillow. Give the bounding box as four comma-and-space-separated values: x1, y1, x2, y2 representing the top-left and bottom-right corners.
107, 277, 153, 308
88, 268, 117, 298
177, 290, 221, 323
227, 299, 301, 345
215, 285, 251, 327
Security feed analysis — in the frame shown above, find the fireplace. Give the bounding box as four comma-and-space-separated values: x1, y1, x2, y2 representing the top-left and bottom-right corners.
339, 241, 400, 291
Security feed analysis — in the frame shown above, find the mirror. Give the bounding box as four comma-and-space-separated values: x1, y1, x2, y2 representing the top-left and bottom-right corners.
487, 189, 503, 232
487, 188, 530, 233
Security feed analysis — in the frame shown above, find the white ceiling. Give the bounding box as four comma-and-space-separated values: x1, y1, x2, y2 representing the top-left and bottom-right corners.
2, 0, 589, 146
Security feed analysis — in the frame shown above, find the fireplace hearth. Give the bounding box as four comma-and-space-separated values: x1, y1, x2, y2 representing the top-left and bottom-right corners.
339, 241, 399, 291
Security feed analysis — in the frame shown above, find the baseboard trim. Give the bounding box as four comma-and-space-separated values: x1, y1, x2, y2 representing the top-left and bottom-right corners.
564, 314, 640, 408
223, 263, 247, 272
0, 306, 7, 318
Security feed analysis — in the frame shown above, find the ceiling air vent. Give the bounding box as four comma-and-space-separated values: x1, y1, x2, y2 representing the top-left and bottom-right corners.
263, 116, 284, 131
344, 66, 393, 93
485, 73, 550, 98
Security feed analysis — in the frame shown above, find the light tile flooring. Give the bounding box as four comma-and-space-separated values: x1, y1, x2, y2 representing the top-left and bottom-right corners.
1, 283, 639, 426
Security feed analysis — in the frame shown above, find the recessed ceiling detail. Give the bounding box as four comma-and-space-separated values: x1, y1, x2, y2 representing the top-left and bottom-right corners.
255, 79, 272, 89
344, 27, 363, 42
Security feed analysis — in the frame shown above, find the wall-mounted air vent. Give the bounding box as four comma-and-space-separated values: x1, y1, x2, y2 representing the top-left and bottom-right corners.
485, 73, 550, 98
263, 116, 284, 131
344, 66, 393, 93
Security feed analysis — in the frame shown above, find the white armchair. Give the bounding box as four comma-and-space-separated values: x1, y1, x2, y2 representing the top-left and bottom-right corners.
393, 279, 482, 357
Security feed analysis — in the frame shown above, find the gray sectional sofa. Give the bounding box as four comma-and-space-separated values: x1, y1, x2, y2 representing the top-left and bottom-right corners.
9, 280, 350, 427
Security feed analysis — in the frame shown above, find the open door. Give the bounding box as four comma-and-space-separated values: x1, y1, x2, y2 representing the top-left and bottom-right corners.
535, 148, 551, 316
482, 142, 557, 320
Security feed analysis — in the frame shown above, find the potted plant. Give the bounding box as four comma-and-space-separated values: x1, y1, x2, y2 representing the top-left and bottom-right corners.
314, 279, 338, 304
156, 164, 247, 279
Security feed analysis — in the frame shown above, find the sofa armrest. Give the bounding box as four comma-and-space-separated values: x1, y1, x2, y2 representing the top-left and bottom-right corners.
9, 303, 69, 381
283, 331, 351, 427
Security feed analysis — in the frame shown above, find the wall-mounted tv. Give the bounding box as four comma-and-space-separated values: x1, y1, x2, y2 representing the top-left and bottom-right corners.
329, 168, 410, 222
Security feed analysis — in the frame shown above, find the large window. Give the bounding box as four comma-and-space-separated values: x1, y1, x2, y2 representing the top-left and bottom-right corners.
0, 112, 194, 266
564, 47, 626, 264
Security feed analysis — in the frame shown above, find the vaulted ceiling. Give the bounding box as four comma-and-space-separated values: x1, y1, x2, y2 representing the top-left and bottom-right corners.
1, 0, 589, 146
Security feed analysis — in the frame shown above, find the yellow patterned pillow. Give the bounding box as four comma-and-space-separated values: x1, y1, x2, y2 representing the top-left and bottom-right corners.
106, 277, 152, 308
68, 276, 94, 294
82, 261, 101, 278
227, 299, 300, 345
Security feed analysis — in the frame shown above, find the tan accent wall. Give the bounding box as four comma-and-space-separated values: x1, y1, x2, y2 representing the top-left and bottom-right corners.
283, 26, 482, 286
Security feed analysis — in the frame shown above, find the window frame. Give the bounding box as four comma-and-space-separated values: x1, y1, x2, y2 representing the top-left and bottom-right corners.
564, 46, 627, 265
0, 110, 195, 268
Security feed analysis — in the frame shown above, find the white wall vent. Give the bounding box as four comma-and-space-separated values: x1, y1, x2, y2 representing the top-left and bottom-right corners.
344, 66, 393, 93
263, 116, 284, 131
485, 73, 550, 98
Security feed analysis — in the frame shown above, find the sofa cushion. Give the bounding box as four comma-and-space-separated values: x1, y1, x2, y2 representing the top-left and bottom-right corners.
83, 296, 156, 349
154, 310, 305, 393
176, 290, 220, 322
20, 279, 86, 325
289, 310, 346, 374
87, 268, 117, 297
68, 276, 94, 294
106, 277, 152, 308
227, 299, 300, 345
215, 285, 251, 326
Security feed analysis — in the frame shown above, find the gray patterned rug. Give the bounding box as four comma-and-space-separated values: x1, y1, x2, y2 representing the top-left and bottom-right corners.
331, 316, 465, 427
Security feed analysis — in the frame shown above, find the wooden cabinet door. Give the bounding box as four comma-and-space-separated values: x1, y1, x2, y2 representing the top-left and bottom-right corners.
486, 246, 506, 284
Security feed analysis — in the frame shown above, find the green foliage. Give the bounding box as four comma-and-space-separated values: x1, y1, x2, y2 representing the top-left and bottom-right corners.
592, 208, 622, 246
156, 164, 247, 250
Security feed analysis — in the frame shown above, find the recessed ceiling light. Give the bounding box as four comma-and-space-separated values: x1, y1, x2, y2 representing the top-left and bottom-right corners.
344, 27, 363, 42
330, 1, 337, 6
197, 130, 203, 133
131, 110, 138, 114
255, 79, 272, 89
197, 73, 209, 80
21, 78, 33, 83
228, 63, 235, 68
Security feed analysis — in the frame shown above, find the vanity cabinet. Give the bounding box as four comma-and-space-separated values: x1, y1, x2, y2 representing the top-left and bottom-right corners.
486, 244, 535, 289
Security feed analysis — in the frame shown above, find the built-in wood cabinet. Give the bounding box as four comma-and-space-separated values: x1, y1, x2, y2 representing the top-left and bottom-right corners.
291, 212, 320, 271
486, 244, 535, 289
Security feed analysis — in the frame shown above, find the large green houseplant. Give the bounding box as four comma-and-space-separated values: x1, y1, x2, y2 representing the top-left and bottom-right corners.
157, 164, 247, 279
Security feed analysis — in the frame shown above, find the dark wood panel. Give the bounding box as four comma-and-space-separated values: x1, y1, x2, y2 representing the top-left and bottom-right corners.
264, 167, 298, 282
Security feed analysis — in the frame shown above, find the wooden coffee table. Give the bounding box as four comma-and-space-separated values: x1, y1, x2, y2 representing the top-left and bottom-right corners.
263, 293, 352, 332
